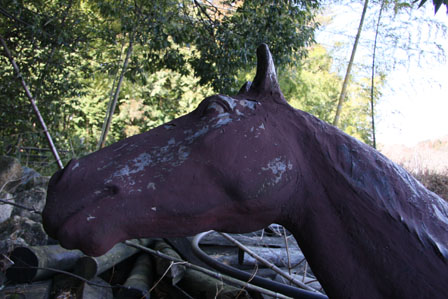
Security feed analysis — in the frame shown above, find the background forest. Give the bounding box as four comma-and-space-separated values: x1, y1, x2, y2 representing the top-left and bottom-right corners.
0, 0, 446, 177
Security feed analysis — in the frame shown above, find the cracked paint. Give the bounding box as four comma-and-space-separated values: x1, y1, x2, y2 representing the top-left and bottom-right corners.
262, 157, 293, 184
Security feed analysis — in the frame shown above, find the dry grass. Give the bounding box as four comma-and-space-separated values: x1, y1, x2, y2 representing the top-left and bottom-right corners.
412, 170, 448, 201
379, 136, 448, 201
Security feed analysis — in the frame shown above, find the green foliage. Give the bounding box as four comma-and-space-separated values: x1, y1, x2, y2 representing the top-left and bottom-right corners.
1, 0, 319, 173
0, 0, 96, 169
279, 45, 384, 145
188, 0, 319, 93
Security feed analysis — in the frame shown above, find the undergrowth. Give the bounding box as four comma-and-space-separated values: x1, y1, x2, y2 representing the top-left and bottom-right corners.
411, 170, 448, 201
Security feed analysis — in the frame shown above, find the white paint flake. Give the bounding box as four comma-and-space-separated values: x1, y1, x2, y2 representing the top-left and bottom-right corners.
147, 182, 156, 190
214, 113, 232, 127
219, 95, 237, 110
113, 143, 128, 152
87, 215, 96, 222
72, 162, 80, 171
262, 157, 293, 184
151, 207, 157, 212
240, 99, 257, 110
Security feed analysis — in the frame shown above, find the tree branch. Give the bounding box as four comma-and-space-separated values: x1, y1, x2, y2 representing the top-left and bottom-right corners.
124, 240, 293, 299
0, 35, 64, 170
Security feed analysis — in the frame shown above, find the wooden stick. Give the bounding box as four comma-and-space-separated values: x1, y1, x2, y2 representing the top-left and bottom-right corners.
124, 240, 293, 299
219, 232, 320, 293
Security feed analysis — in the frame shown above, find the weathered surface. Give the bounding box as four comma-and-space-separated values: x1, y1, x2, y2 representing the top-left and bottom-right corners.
43, 44, 448, 298
0, 163, 48, 254
0, 193, 14, 224
0, 156, 22, 193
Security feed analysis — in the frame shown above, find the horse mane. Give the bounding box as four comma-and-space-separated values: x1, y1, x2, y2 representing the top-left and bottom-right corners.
301, 108, 448, 261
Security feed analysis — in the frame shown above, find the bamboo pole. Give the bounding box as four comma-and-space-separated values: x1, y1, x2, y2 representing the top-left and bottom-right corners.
370, 0, 386, 149
97, 30, 135, 150
116, 253, 153, 299
124, 240, 293, 299
332, 0, 370, 127
73, 239, 151, 280
0, 35, 64, 170
6, 245, 84, 283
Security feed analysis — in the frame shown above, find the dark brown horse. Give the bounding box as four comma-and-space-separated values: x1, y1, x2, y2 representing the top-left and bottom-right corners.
43, 44, 448, 298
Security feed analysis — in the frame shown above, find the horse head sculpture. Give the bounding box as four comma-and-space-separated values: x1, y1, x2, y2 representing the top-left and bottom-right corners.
43, 44, 448, 298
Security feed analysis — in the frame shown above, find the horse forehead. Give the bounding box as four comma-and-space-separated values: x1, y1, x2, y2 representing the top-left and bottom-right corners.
82, 97, 263, 180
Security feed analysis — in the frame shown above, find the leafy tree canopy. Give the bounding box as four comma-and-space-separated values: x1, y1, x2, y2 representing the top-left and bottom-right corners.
417, 0, 448, 13
0, 0, 320, 171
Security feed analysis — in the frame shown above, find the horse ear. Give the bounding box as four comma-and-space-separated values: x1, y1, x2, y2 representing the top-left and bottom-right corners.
247, 44, 283, 100
238, 81, 252, 94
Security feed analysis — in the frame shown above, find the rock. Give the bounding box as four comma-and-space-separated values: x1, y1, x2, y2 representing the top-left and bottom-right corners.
15, 166, 50, 192
0, 192, 14, 224
0, 216, 47, 255
0, 156, 22, 193
12, 186, 46, 222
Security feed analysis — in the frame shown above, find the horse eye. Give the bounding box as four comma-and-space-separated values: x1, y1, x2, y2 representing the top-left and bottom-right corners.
204, 101, 226, 116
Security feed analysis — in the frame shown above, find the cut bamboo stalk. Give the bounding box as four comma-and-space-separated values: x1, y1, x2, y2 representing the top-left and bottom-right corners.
153, 240, 186, 285
6, 245, 84, 283
75, 277, 113, 299
124, 240, 294, 299
116, 253, 154, 299
73, 239, 151, 280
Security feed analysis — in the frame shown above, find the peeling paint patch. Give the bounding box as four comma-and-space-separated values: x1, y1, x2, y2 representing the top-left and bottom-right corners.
186, 126, 209, 143
219, 95, 237, 110
151, 207, 157, 212
87, 215, 95, 221
97, 160, 116, 171
72, 162, 80, 171
147, 182, 156, 190
239, 99, 257, 110
113, 143, 128, 152
177, 146, 191, 161
262, 157, 293, 184
164, 124, 176, 130
214, 113, 232, 127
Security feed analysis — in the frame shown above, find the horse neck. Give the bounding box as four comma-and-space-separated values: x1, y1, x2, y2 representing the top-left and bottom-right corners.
281, 110, 448, 298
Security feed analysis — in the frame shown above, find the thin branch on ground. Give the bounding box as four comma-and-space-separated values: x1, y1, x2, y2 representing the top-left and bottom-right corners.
124, 240, 293, 299
0, 197, 42, 214
218, 232, 320, 293
283, 226, 293, 276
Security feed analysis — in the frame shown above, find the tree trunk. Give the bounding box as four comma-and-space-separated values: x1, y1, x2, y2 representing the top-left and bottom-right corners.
332, 0, 370, 127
